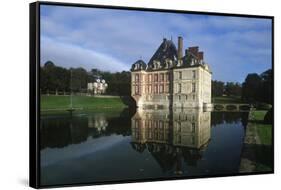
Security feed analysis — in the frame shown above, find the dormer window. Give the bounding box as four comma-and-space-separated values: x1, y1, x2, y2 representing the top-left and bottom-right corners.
191, 59, 195, 65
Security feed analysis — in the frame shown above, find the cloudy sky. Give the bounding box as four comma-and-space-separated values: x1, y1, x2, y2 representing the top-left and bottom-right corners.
40, 5, 272, 82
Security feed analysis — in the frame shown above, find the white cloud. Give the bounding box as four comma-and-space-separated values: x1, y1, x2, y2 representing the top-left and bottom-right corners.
40, 5, 272, 82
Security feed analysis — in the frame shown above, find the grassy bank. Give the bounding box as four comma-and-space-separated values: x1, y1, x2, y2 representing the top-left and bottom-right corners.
251, 110, 272, 145
251, 110, 272, 172
240, 110, 272, 173
41, 95, 128, 111
212, 96, 243, 103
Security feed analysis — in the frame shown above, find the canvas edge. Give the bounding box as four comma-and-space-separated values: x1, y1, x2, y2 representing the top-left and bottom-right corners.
29, 1, 40, 189
29, 1, 275, 189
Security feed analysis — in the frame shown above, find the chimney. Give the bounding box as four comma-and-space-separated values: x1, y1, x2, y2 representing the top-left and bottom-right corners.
177, 36, 183, 59
188, 46, 199, 57
198, 51, 204, 60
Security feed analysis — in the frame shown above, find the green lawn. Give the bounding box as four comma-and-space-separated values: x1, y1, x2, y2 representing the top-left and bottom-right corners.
212, 96, 243, 103
251, 110, 272, 145
41, 95, 127, 111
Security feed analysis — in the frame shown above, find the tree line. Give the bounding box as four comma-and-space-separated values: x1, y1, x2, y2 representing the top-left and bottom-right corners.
40, 61, 131, 96
212, 69, 272, 104
211, 80, 242, 97
41, 60, 272, 104
242, 69, 272, 104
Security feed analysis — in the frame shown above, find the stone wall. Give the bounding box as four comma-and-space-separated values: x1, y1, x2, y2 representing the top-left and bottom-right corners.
131, 65, 212, 109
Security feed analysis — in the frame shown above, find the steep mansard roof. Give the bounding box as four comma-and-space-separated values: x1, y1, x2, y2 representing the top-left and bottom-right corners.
147, 39, 178, 68
131, 38, 211, 72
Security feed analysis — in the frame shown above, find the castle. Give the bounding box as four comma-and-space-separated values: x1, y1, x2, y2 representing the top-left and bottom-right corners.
131, 36, 212, 109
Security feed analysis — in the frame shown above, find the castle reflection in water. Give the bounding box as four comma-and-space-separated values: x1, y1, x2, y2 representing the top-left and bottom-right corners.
41, 109, 249, 182
131, 109, 211, 173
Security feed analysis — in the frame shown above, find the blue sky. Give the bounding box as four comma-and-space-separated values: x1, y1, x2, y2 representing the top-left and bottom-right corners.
40, 5, 272, 83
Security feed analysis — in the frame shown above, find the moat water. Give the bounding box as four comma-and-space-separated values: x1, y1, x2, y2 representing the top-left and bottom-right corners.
40, 108, 249, 186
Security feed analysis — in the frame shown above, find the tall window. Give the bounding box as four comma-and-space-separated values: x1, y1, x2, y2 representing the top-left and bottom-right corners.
154, 85, 158, 94
149, 74, 152, 82
154, 74, 158, 82
135, 85, 139, 94
179, 71, 182, 79
166, 73, 170, 81
135, 74, 139, 82
160, 73, 164, 81
192, 83, 196, 92
159, 85, 164, 93
192, 70, 196, 79
149, 85, 152, 94
192, 123, 195, 132
178, 83, 181, 93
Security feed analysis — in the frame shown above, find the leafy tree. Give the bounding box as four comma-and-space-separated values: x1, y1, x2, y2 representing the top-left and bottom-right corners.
241, 69, 272, 104
260, 69, 273, 104
70, 67, 88, 92
40, 61, 70, 94
242, 73, 262, 102
211, 80, 224, 97
225, 82, 242, 97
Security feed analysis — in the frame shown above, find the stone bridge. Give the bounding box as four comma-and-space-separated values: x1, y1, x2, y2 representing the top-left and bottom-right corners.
213, 103, 252, 112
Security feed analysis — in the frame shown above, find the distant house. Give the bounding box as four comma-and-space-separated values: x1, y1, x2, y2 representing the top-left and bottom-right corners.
131, 36, 212, 109
87, 79, 108, 95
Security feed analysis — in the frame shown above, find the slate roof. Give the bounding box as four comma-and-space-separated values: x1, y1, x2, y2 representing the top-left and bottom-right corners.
131, 59, 147, 71
131, 37, 211, 73
147, 39, 178, 67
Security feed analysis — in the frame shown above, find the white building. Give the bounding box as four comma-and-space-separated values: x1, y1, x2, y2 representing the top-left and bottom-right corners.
87, 79, 108, 95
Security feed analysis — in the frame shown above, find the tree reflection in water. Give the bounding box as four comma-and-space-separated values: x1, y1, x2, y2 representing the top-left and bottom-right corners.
40, 108, 248, 185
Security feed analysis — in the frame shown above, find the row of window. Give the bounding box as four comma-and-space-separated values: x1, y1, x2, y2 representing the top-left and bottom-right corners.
134, 70, 197, 83
177, 83, 196, 93
134, 83, 196, 95
134, 73, 169, 83
134, 84, 169, 94
177, 94, 196, 101
177, 70, 196, 80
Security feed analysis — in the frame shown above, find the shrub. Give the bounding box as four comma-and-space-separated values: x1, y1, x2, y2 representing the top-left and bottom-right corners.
264, 108, 273, 124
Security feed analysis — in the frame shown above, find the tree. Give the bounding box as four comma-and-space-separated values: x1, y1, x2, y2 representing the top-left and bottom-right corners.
40, 61, 70, 94
211, 80, 224, 97
71, 67, 88, 93
40, 61, 132, 96
242, 73, 262, 103
241, 69, 272, 104
260, 69, 273, 104
225, 82, 242, 97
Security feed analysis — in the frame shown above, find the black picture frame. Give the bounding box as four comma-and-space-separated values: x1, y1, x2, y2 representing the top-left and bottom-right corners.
30, 1, 274, 188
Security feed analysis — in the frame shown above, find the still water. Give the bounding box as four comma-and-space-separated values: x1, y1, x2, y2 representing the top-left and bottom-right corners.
40, 109, 249, 186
